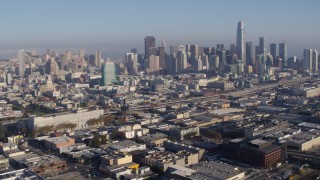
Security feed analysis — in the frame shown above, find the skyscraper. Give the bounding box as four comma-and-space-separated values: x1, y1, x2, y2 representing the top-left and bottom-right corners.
95, 50, 102, 68
303, 49, 313, 71
270, 43, 277, 59
246, 42, 255, 66
176, 50, 188, 73
158, 46, 166, 69
147, 55, 160, 75
79, 49, 85, 58
312, 50, 318, 72
259, 37, 267, 62
190, 44, 199, 58
236, 21, 246, 65
125, 53, 138, 75
145, 36, 156, 58
17, 49, 26, 77
101, 62, 116, 86
279, 42, 287, 68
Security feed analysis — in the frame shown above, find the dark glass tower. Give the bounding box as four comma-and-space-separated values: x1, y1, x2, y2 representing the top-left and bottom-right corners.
279, 42, 287, 68
144, 36, 156, 58
246, 42, 255, 66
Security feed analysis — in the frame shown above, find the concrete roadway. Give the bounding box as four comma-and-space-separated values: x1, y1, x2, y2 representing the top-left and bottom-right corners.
128, 77, 311, 111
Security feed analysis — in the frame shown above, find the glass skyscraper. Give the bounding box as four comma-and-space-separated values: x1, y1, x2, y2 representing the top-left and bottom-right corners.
101, 62, 116, 86
236, 21, 246, 66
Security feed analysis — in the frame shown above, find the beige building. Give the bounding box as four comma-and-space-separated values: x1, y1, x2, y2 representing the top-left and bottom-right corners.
137, 133, 168, 148
287, 130, 320, 151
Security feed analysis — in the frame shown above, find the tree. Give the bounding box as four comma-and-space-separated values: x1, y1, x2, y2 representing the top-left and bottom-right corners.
92, 133, 101, 147
56, 123, 77, 130
184, 132, 197, 139
205, 130, 222, 141
34, 125, 55, 135
100, 134, 107, 144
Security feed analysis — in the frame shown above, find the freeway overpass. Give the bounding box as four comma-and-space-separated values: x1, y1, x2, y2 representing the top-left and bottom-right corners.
128, 77, 311, 111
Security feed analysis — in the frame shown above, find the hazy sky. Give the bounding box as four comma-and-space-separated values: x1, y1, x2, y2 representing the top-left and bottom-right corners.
0, 0, 319, 58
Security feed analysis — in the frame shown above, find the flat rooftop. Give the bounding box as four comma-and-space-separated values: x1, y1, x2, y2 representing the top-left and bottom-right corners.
189, 161, 244, 180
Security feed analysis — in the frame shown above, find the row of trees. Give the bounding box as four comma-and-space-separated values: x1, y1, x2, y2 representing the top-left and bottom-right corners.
34, 123, 77, 135
86, 115, 114, 126
33, 115, 115, 135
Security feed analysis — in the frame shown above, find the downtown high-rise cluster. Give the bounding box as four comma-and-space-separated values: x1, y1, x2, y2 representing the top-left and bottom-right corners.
5, 21, 320, 88
123, 21, 319, 77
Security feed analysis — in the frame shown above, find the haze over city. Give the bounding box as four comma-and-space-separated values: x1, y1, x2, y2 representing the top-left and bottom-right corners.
0, 0, 319, 58
2, 1, 320, 180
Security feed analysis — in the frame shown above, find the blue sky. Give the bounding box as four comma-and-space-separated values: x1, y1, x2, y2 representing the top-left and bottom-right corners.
0, 0, 319, 58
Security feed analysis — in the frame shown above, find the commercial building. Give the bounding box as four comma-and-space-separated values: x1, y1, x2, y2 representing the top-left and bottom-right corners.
167, 161, 245, 180
29, 155, 67, 178
287, 129, 320, 151
148, 123, 200, 140
0, 155, 9, 170
27, 109, 105, 131
100, 140, 146, 153
222, 139, 282, 168
101, 62, 117, 86
137, 133, 168, 148
145, 36, 156, 58
0, 169, 43, 180
44, 136, 76, 153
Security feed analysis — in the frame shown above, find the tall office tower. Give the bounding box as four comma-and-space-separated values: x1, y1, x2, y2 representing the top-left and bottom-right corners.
17, 49, 26, 77
230, 44, 237, 56
147, 55, 160, 75
162, 41, 167, 52
201, 54, 209, 69
148, 47, 158, 56
198, 47, 204, 55
158, 46, 166, 69
266, 54, 274, 67
279, 42, 287, 68
236, 21, 246, 65
209, 55, 219, 69
246, 42, 255, 66
190, 44, 199, 58
66, 50, 73, 60
95, 50, 102, 68
125, 53, 138, 75
303, 49, 313, 71
194, 58, 203, 72
204, 47, 212, 55
31, 49, 37, 56
287, 56, 297, 69
47, 58, 59, 75
270, 43, 278, 59
46, 49, 51, 56
170, 45, 179, 55
60, 54, 68, 70
88, 55, 95, 66
176, 51, 188, 73
101, 62, 116, 86
166, 54, 177, 75
51, 51, 58, 58
145, 36, 156, 58
5, 72, 12, 85
79, 49, 85, 58
131, 48, 137, 53
178, 45, 186, 53
312, 50, 318, 72
217, 49, 227, 66
216, 44, 224, 50
259, 37, 267, 61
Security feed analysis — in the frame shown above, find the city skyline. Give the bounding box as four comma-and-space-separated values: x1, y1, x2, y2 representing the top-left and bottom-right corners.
0, 0, 319, 58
